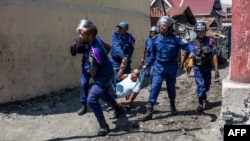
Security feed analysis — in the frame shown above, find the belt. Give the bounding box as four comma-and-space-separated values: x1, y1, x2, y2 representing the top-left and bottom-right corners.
157, 60, 176, 66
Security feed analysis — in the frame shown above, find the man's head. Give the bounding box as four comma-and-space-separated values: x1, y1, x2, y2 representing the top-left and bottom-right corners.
194, 21, 207, 39
157, 16, 174, 35
116, 21, 129, 36
130, 69, 140, 81
76, 19, 94, 33
149, 26, 159, 38
79, 25, 98, 44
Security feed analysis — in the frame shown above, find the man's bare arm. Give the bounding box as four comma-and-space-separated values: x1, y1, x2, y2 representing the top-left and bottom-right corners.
117, 58, 128, 80
117, 93, 138, 106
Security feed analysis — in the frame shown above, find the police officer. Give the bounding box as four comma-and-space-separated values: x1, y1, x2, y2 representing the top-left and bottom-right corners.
141, 26, 159, 76
79, 24, 124, 136
192, 21, 220, 113
70, 20, 111, 116
70, 19, 93, 116
110, 21, 136, 82
141, 16, 195, 121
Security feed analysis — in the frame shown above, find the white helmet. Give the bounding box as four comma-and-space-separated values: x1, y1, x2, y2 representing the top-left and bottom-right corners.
76, 19, 94, 32
157, 16, 173, 26
150, 26, 159, 33
194, 21, 207, 31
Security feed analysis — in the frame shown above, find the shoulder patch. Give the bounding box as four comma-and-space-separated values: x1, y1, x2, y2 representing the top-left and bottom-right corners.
129, 35, 136, 44
89, 47, 103, 64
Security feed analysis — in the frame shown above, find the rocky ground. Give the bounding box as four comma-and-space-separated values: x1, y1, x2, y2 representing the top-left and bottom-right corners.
0, 58, 229, 141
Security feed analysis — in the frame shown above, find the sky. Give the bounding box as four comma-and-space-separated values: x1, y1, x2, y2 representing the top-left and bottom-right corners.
220, 0, 232, 5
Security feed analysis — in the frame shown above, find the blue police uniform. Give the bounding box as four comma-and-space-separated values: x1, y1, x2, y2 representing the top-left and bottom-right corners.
87, 37, 118, 121
110, 31, 135, 76
70, 36, 108, 106
144, 36, 157, 76
70, 37, 91, 105
193, 37, 217, 100
145, 33, 195, 105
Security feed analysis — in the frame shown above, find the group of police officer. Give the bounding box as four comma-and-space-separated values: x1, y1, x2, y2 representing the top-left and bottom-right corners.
70, 16, 220, 136
141, 16, 220, 121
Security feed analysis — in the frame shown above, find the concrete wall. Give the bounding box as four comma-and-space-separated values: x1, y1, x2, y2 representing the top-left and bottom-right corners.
0, 0, 151, 103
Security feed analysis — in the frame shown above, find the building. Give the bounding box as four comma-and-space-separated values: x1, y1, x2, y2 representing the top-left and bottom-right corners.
150, 0, 224, 28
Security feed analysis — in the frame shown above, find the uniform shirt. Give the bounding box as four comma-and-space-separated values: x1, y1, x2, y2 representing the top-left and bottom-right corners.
145, 36, 158, 63
89, 37, 114, 87
70, 36, 106, 71
194, 36, 216, 54
193, 36, 217, 66
145, 37, 153, 58
115, 70, 145, 98
146, 33, 195, 68
110, 31, 135, 69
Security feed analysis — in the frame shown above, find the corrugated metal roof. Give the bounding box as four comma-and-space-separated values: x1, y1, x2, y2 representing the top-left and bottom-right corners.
216, 10, 227, 17
150, 0, 174, 7
196, 17, 218, 27
150, 6, 196, 25
169, 0, 215, 15
167, 6, 196, 25
150, 7, 165, 17
166, 6, 188, 17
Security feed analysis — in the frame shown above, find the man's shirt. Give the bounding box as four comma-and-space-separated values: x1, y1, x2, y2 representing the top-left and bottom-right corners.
115, 70, 145, 98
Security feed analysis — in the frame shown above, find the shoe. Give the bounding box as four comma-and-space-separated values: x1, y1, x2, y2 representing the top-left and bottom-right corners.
98, 125, 110, 136
141, 104, 153, 122
170, 105, 177, 115
141, 112, 152, 122
203, 95, 207, 101
77, 104, 87, 115
109, 106, 125, 119
203, 99, 209, 110
170, 101, 177, 115
196, 104, 204, 113
98, 119, 110, 136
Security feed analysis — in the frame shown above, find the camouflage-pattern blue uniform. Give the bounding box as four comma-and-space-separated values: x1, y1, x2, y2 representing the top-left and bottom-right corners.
145, 33, 195, 105
70, 36, 107, 105
110, 31, 135, 76
70, 37, 91, 105
144, 36, 157, 76
193, 37, 216, 104
192, 21, 219, 113
87, 37, 118, 122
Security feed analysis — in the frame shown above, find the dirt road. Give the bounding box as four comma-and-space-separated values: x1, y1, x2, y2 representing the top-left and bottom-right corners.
0, 62, 229, 141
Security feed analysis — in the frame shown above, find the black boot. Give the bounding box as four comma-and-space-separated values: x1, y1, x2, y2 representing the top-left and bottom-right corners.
77, 103, 87, 115
109, 105, 125, 119
203, 94, 207, 101
196, 98, 204, 113
170, 101, 177, 115
97, 119, 110, 136
141, 103, 153, 122
203, 94, 209, 109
